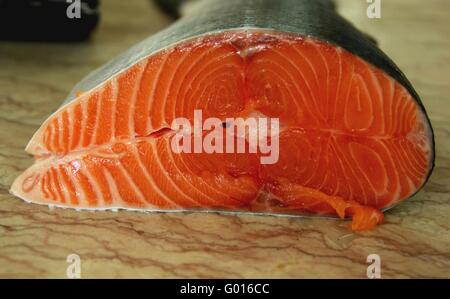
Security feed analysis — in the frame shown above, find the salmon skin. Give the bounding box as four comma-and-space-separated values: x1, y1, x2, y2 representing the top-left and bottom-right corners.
11, 0, 435, 231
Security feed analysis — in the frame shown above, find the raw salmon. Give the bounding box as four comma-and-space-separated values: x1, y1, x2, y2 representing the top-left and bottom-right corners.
10, 0, 434, 231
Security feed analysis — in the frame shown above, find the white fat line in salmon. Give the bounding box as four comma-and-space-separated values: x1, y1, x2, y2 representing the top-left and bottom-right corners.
170, 110, 280, 165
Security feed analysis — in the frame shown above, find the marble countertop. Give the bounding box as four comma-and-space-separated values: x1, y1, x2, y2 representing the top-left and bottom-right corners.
0, 0, 448, 278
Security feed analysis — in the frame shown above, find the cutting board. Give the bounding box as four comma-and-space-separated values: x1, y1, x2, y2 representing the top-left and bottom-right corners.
0, 0, 448, 278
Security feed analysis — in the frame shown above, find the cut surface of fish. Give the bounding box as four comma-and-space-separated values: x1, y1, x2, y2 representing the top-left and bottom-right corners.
11, 31, 434, 231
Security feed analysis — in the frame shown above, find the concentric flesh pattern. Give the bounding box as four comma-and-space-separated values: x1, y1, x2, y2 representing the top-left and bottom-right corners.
11, 32, 433, 231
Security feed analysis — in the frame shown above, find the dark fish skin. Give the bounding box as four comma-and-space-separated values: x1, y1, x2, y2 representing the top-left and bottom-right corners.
155, 0, 337, 17
70, 0, 435, 192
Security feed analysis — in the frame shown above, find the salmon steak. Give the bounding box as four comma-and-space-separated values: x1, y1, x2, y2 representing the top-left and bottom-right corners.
10, 0, 434, 231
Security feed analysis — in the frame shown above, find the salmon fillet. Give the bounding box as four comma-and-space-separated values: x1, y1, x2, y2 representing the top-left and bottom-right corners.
10, 0, 434, 231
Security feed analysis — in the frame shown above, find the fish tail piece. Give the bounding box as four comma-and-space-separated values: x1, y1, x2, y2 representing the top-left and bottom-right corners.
270, 181, 384, 231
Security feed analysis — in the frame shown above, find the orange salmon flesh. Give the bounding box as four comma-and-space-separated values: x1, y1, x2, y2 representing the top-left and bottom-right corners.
11, 32, 433, 231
